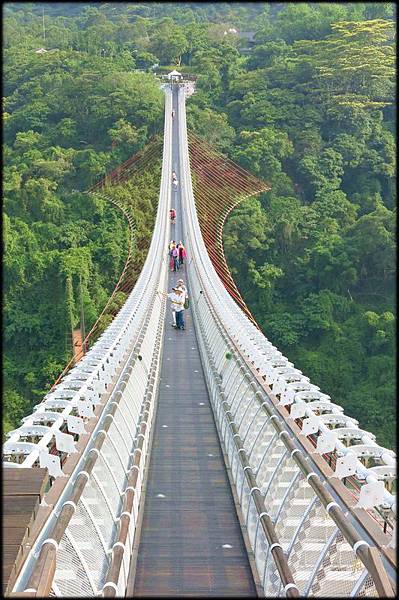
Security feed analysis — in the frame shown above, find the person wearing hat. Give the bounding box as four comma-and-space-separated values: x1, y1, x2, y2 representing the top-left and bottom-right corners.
171, 245, 179, 271
176, 279, 189, 309
158, 286, 185, 330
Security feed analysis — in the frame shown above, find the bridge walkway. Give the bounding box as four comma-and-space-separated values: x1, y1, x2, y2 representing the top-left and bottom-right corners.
130, 88, 257, 597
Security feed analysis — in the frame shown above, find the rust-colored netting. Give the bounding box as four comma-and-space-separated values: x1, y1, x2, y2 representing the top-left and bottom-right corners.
53, 131, 269, 385
188, 131, 270, 328
91, 135, 163, 192
52, 138, 163, 386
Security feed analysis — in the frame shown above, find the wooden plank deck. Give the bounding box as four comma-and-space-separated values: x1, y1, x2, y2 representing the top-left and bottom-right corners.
130, 89, 257, 597
3, 468, 49, 595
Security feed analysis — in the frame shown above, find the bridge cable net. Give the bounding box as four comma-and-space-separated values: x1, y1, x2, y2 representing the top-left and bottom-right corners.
177, 84, 396, 596
50, 136, 163, 387
187, 130, 270, 327
5, 90, 173, 597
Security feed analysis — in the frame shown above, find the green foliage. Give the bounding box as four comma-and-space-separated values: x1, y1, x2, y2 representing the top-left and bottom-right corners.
3, 19, 163, 435
292, 19, 395, 108
232, 128, 294, 178
149, 18, 189, 65
186, 105, 235, 151
2, 3, 395, 451
219, 6, 395, 449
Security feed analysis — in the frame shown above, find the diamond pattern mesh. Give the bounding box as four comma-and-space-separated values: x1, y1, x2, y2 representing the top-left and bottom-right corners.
87, 470, 118, 543
274, 473, 311, 550
256, 437, 285, 494
238, 400, 260, 440
230, 377, 251, 415
107, 419, 131, 467
310, 531, 368, 597
65, 501, 110, 590
53, 531, 95, 596
96, 441, 126, 498
248, 421, 276, 472
356, 573, 378, 597
286, 498, 328, 593
114, 404, 135, 451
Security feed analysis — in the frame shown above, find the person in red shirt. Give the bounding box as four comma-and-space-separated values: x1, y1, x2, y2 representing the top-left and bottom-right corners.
177, 241, 186, 266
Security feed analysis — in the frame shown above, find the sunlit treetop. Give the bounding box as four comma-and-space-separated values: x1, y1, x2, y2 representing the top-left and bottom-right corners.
292, 19, 395, 108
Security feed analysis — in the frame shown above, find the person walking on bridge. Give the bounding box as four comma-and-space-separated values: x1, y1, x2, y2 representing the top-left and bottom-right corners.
159, 287, 185, 330
177, 278, 189, 309
177, 241, 186, 267
168, 241, 176, 271
171, 245, 179, 271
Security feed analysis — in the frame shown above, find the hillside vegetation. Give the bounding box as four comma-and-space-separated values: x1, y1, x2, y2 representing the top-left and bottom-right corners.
3, 3, 396, 448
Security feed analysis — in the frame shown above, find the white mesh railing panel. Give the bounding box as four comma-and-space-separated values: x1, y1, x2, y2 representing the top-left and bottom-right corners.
287, 499, 335, 594
65, 502, 109, 585
92, 457, 119, 518
54, 532, 95, 596
82, 475, 116, 548
264, 547, 282, 596
266, 455, 296, 520
99, 438, 127, 494
113, 406, 134, 452
255, 527, 269, 591
356, 574, 378, 597
309, 531, 365, 597
246, 414, 269, 457
274, 473, 308, 548
246, 493, 258, 544
234, 390, 252, 425
106, 419, 131, 469
249, 420, 276, 471
237, 393, 258, 436
257, 437, 286, 493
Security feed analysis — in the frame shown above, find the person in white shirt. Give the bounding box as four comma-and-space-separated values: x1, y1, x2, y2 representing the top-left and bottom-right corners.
159, 287, 185, 330
176, 279, 188, 304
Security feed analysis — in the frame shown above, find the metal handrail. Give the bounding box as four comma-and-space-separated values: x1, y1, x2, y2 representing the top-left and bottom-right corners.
176, 83, 395, 519
176, 83, 396, 596
10, 87, 173, 596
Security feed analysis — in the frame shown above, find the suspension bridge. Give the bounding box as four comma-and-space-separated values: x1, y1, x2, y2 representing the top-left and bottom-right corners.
3, 79, 396, 598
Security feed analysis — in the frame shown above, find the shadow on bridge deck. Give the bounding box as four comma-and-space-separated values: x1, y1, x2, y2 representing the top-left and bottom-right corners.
130, 88, 257, 597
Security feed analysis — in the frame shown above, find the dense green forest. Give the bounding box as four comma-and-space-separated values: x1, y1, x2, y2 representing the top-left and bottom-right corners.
3, 3, 396, 449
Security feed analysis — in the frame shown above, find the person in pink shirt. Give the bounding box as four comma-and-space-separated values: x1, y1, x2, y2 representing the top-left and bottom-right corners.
172, 245, 179, 271
177, 241, 186, 267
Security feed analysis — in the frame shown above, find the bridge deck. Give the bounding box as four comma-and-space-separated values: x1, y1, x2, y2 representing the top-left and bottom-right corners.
131, 88, 256, 597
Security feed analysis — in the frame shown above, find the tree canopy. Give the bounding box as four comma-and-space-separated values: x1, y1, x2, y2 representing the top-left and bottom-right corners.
3, 2, 396, 450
